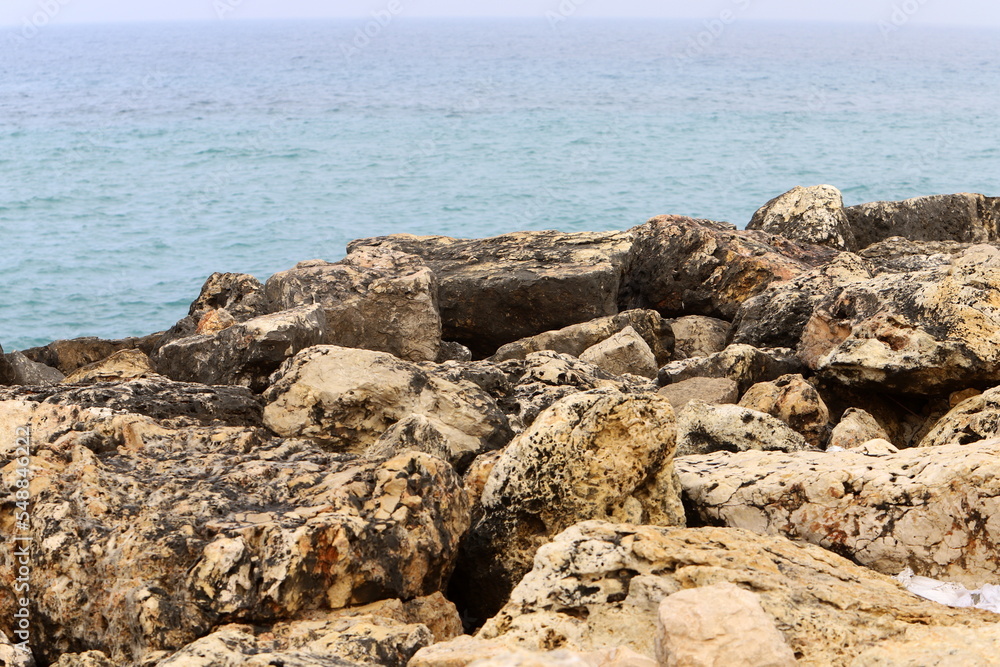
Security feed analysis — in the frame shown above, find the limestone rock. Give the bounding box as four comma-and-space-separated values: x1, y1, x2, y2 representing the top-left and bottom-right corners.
851, 438, 900, 456
676, 441, 1000, 587
0, 630, 34, 667
655, 583, 797, 667
455, 390, 682, 622
50, 652, 112, 667
738, 374, 830, 447
675, 400, 810, 456
0, 344, 15, 385
411, 638, 656, 667
62, 349, 158, 384
747, 184, 855, 252
4, 350, 65, 385
196, 307, 238, 334
21, 334, 162, 375
579, 326, 658, 379
850, 623, 1000, 666
619, 215, 837, 320
829, 408, 891, 450
265, 246, 442, 362
477, 521, 997, 664
918, 386, 1000, 447
491, 310, 674, 367
657, 344, 804, 394
153, 305, 329, 392
186, 272, 268, 322
351, 230, 634, 357
858, 236, 973, 274
263, 346, 511, 457
437, 341, 473, 363
153, 625, 365, 666
367, 413, 481, 473
657, 377, 738, 413
668, 316, 731, 360
845, 193, 1000, 250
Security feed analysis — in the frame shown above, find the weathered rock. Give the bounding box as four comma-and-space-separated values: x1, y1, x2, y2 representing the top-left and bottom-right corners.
0, 344, 15, 386
858, 236, 973, 274
657, 344, 804, 394
675, 400, 810, 456
62, 349, 157, 384
153, 305, 329, 392
676, 440, 1000, 587
50, 652, 112, 667
657, 377, 738, 412
437, 341, 473, 363
0, 630, 34, 667
619, 215, 838, 321
668, 316, 730, 360
918, 385, 1000, 447
367, 414, 481, 473
410, 638, 655, 667
655, 583, 797, 667
263, 346, 511, 458
845, 193, 1000, 250
747, 184, 855, 252
579, 326, 658, 379
850, 623, 1000, 666
828, 408, 891, 450
264, 246, 442, 362
491, 310, 674, 367
738, 374, 830, 447
351, 230, 634, 357
196, 307, 238, 334
187, 272, 268, 322
21, 334, 163, 375
153, 625, 365, 666
849, 438, 900, 456
477, 521, 997, 664
455, 390, 683, 622
5, 351, 65, 385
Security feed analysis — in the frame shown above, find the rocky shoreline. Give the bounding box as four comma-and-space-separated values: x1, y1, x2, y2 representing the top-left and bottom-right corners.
3, 186, 1000, 666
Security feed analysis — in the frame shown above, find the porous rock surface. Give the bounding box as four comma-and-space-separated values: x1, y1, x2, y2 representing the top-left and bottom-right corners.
747, 184, 855, 252
578, 326, 658, 379
657, 377, 738, 412
828, 408, 891, 450
668, 315, 731, 360
918, 385, 1000, 447
657, 344, 804, 394
738, 373, 831, 447
675, 400, 810, 456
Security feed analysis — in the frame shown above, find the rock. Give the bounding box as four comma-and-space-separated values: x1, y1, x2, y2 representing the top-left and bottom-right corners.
5, 350, 65, 385
196, 307, 238, 334
655, 583, 797, 667
367, 414, 482, 473
675, 400, 810, 456
50, 652, 112, 667
918, 386, 1000, 447
844, 193, 1000, 250
187, 272, 268, 322
0, 344, 15, 385
410, 638, 656, 667
619, 215, 838, 321
490, 310, 674, 367
454, 390, 683, 622
657, 377, 738, 412
20, 334, 163, 375
437, 341, 473, 363
350, 230, 634, 357
675, 440, 1000, 587
153, 625, 365, 666
858, 236, 973, 274
950, 388, 982, 407
850, 623, 1000, 666
477, 521, 997, 663
657, 344, 804, 394
152, 305, 329, 392
263, 346, 512, 459
0, 630, 34, 667
851, 438, 900, 456
579, 326, 658, 379
668, 316, 730, 360
738, 374, 830, 447
264, 246, 442, 362
747, 184, 855, 252
62, 349, 157, 384
828, 408, 891, 450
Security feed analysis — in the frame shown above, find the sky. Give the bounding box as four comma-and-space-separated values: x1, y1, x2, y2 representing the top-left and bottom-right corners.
2, 0, 1000, 28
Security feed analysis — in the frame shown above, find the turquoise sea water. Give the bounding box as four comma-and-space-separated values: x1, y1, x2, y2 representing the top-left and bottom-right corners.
1, 19, 999, 349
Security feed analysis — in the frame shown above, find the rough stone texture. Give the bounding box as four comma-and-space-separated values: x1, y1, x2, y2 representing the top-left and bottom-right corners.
849, 624, 1000, 666
490, 310, 674, 367
657, 377, 738, 413
5, 351, 65, 385
50, 653, 112, 667
858, 237, 973, 274
619, 215, 838, 321
153, 305, 329, 392
367, 413, 482, 473
676, 440, 1000, 587
437, 341, 473, 363
579, 326, 658, 379
265, 246, 442, 362
668, 316, 731, 361
747, 185, 856, 252
829, 408, 891, 450
655, 583, 797, 667
0, 404, 470, 664
477, 522, 998, 665
455, 390, 683, 622
657, 344, 804, 394
153, 625, 365, 666
410, 638, 656, 667
844, 193, 1000, 251
196, 308, 238, 335
0, 344, 15, 386
21, 334, 163, 375
918, 385, 1000, 447
263, 346, 511, 458
350, 230, 634, 357
62, 349, 158, 384
738, 374, 831, 447
675, 400, 810, 457
0, 630, 34, 667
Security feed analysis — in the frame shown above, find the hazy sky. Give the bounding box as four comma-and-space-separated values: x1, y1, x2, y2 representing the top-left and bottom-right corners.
2, 0, 999, 27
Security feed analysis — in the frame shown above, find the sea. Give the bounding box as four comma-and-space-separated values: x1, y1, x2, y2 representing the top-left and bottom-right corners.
2, 17, 999, 350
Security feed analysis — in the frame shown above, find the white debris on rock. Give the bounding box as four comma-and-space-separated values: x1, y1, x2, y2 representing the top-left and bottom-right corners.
896, 568, 1000, 613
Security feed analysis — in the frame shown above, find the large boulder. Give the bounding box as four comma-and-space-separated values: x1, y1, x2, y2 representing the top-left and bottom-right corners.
619, 215, 838, 321
657, 344, 804, 394
4, 351, 65, 385
21, 334, 163, 376
265, 246, 442, 362
454, 390, 683, 622
349, 230, 634, 358
747, 184, 855, 252
669, 315, 731, 360
675, 400, 810, 456
676, 441, 1000, 587
578, 326, 658, 379
657, 377, 738, 413
918, 385, 1000, 447
263, 346, 512, 466
62, 349, 157, 384
828, 408, 891, 450
738, 374, 830, 447
845, 193, 1000, 250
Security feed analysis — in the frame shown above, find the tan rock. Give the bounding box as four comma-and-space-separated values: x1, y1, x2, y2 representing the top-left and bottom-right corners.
919, 385, 1000, 447
195, 307, 237, 334
950, 388, 982, 407
657, 377, 738, 412
62, 349, 159, 384
0, 630, 34, 667
656, 583, 797, 667
738, 374, 830, 447
20, 334, 162, 376
669, 316, 731, 360
579, 326, 658, 379
658, 344, 803, 394
850, 623, 1000, 666
411, 638, 655, 667
747, 184, 855, 251
828, 408, 891, 450
50, 652, 112, 667
676, 400, 810, 457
